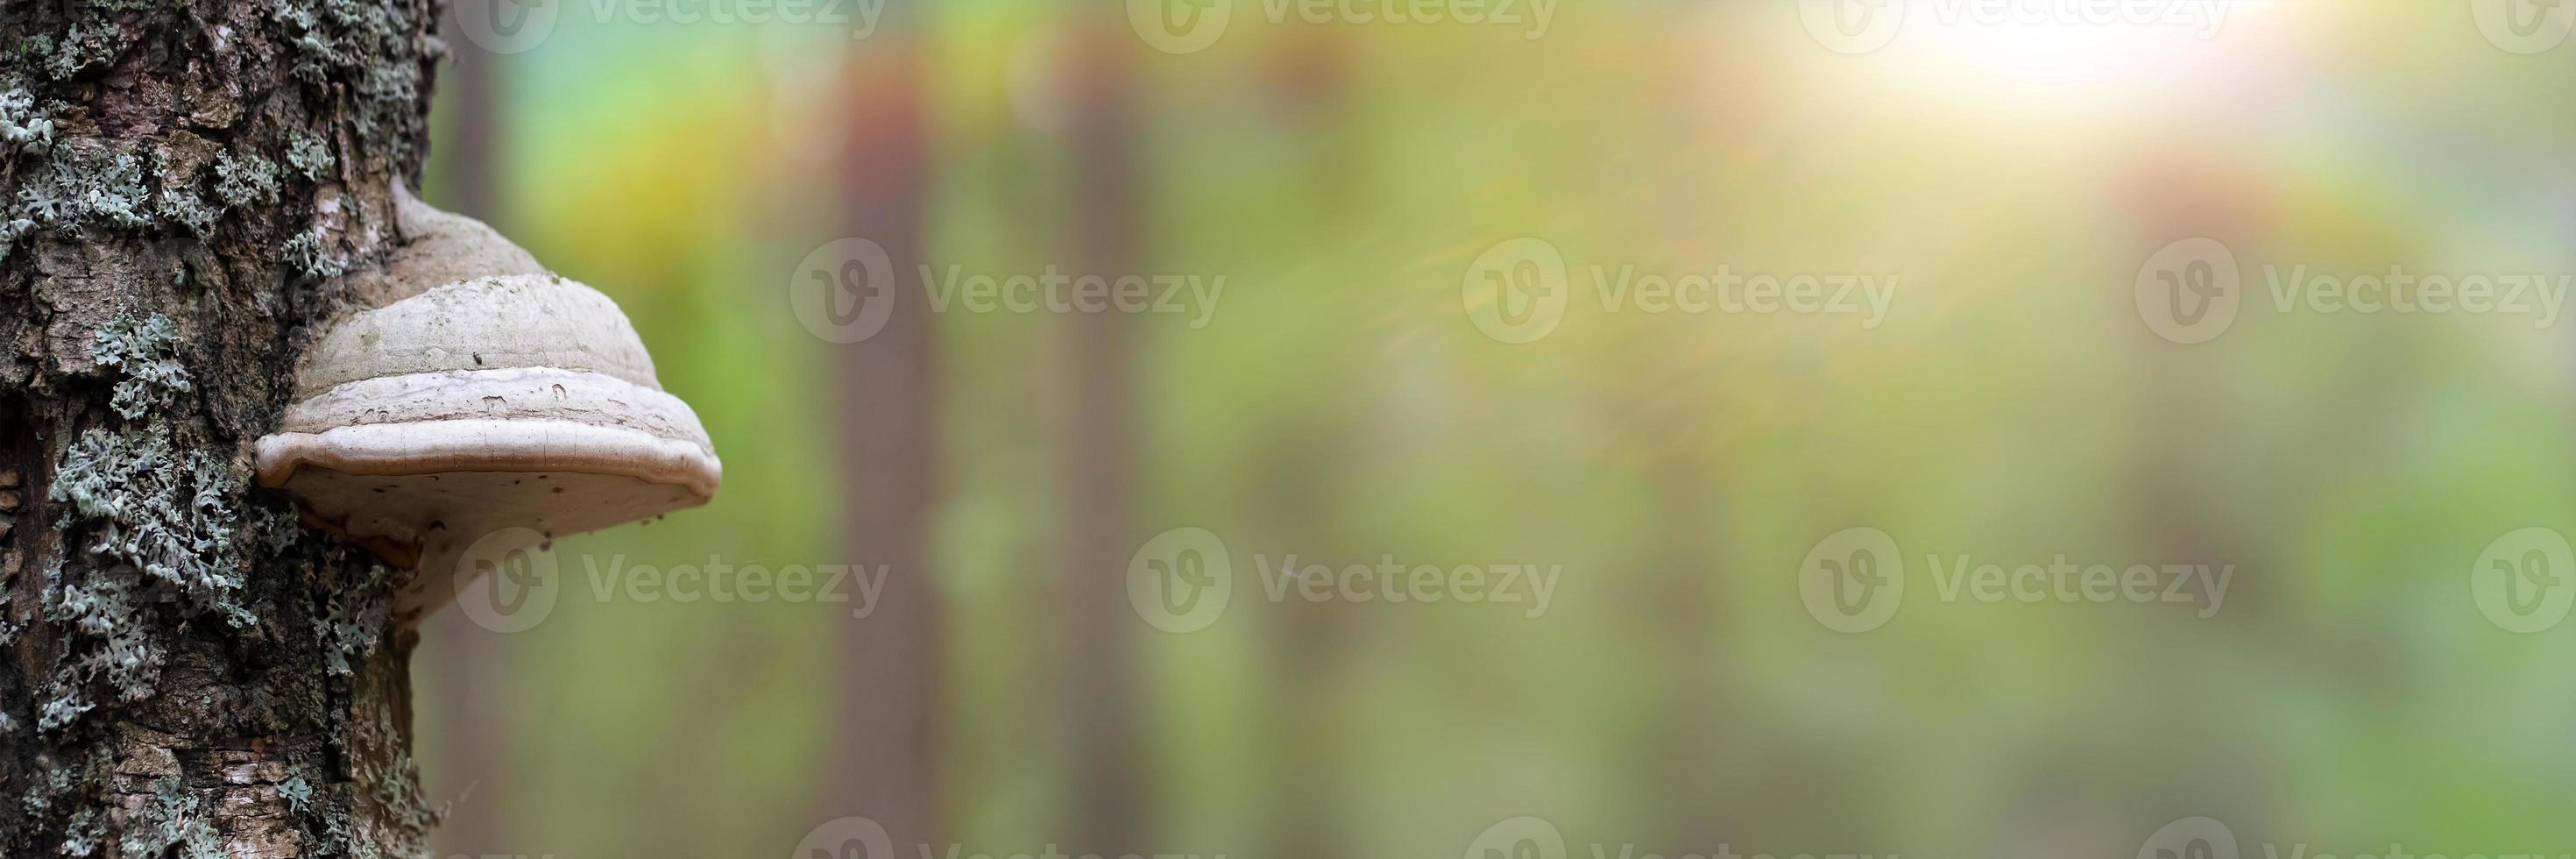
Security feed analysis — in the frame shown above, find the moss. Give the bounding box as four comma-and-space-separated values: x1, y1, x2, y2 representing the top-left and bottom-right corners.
87, 312, 191, 419
279, 776, 312, 813
287, 132, 336, 181
155, 188, 218, 236
117, 784, 223, 859
17, 145, 151, 234
0, 88, 52, 156
284, 231, 348, 281
19, 23, 130, 82
39, 313, 254, 730
268, 0, 433, 166
212, 152, 281, 209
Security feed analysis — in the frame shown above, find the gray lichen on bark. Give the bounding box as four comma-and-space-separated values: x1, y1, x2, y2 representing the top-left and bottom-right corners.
0, 0, 454, 854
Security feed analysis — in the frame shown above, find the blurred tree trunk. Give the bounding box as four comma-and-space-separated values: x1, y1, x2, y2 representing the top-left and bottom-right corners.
1063, 12, 1144, 855
1258, 33, 1359, 859
0, 0, 445, 855
809, 0, 947, 850
1638, 461, 1722, 847
1258, 437, 1357, 859
2115, 141, 2279, 839
421, 33, 512, 857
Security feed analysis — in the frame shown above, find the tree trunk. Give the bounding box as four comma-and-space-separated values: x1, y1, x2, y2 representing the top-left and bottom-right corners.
1062, 11, 1144, 855
0, 0, 445, 854
807, 0, 946, 849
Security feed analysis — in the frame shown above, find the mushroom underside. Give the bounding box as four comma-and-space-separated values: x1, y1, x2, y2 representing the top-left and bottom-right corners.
258, 420, 717, 615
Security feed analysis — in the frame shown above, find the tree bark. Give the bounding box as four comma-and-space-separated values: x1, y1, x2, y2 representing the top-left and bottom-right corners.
0, 0, 446, 854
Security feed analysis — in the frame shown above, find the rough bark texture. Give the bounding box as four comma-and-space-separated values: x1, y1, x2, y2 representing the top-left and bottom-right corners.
0, 0, 447, 854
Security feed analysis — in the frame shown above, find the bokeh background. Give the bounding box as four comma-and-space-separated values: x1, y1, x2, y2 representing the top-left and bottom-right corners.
413, 2, 2576, 857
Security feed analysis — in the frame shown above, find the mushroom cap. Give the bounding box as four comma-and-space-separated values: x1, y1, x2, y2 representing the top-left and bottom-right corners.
257, 274, 720, 616
345, 182, 549, 306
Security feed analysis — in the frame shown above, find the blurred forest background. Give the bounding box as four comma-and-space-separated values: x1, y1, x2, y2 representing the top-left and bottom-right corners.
412, 2, 2576, 857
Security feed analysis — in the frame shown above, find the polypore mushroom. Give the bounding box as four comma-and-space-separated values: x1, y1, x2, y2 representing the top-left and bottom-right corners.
256, 186, 720, 621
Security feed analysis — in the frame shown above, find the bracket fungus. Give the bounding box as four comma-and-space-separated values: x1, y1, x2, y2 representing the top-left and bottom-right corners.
256, 186, 720, 621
